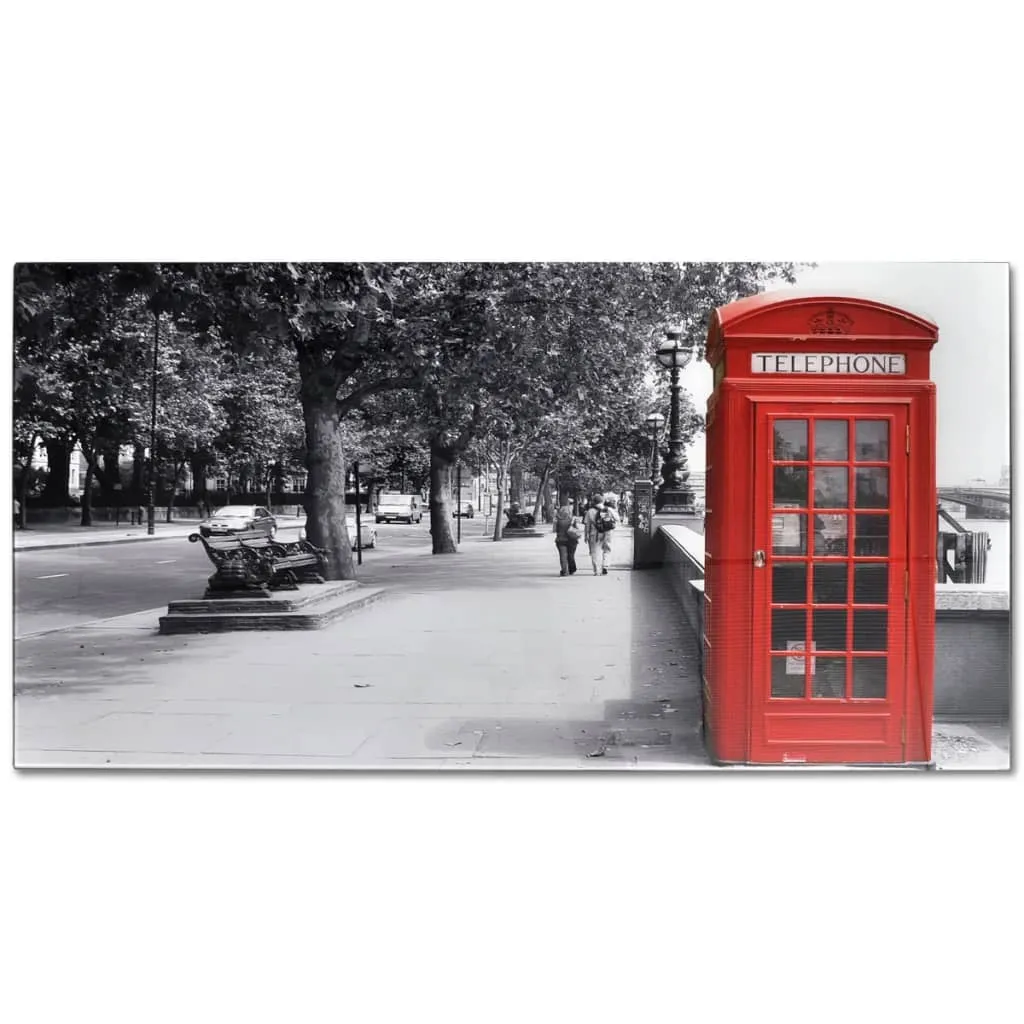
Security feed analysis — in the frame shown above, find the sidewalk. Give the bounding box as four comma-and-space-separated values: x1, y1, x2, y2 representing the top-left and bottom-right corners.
13, 531, 1011, 770
13, 516, 306, 551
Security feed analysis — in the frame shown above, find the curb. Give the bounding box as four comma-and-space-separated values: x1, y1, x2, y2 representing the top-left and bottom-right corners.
15, 606, 168, 641
14, 523, 306, 553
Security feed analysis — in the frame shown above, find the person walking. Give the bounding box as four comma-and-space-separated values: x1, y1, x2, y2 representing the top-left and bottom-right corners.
552, 502, 581, 576
14, 497, 21, 530
584, 493, 618, 575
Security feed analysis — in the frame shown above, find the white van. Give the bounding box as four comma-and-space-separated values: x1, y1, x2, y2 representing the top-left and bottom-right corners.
376, 493, 424, 524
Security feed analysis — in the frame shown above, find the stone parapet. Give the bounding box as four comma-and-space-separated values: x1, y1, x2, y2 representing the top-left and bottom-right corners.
652, 524, 1010, 722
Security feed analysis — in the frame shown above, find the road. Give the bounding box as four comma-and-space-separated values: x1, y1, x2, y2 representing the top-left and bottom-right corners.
13, 519, 480, 638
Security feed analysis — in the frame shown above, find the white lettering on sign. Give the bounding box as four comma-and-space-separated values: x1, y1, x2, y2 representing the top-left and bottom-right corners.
751, 353, 906, 375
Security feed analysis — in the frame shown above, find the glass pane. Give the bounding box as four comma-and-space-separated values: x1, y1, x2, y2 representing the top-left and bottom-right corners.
853, 657, 887, 698
812, 657, 847, 699
855, 421, 889, 461
814, 420, 848, 461
855, 468, 889, 508
772, 563, 807, 604
771, 608, 807, 652
813, 513, 848, 555
813, 562, 848, 604
813, 609, 847, 651
854, 564, 889, 604
772, 513, 807, 555
853, 610, 888, 651
814, 467, 848, 508
854, 514, 889, 556
771, 656, 805, 698
774, 467, 808, 506
774, 420, 808, 460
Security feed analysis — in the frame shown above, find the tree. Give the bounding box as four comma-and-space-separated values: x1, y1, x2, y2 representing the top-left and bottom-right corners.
12, 363, 68, 527
460, 262, 799, 535
15, 264, 130, 524
196, 263, 425, 579
13, 263, 214, 524
209, 356, 303, 507
13, 261, 797, 558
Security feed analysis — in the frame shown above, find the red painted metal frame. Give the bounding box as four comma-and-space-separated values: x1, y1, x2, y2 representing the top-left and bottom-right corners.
751, 401, 908, 763
703, 293, 938, 765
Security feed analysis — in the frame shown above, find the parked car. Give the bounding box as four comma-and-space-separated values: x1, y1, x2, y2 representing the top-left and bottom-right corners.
346, 514, 377, 550
297, 517, 378, 550
376, 493, 423, 524
198, 505, 277, 538
453, 501, 474, 518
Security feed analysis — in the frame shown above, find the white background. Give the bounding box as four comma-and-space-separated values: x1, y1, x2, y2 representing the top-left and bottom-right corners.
2, 3, 1020, 1023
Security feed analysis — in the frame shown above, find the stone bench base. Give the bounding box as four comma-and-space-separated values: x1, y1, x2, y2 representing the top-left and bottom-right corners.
159, 581, 385, 633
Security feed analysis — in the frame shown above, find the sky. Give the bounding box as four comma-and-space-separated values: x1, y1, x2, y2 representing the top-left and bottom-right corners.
682, 262, 1010, 485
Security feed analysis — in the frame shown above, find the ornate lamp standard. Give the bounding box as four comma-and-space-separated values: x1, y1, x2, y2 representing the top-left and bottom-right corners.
146, 310, 160, 535
645, 412, 665, 483
654, 328, 697, 513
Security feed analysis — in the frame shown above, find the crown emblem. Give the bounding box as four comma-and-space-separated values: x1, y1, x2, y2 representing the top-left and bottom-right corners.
808, 308, 853, 335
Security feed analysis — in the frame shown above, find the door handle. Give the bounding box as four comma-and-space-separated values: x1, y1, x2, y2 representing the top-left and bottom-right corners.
753, 549, 766, 568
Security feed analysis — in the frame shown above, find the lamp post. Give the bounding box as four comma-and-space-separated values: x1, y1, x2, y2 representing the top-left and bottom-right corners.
654, 328, 696, 513
146, 310, 160, 535
644, 412, 665, 483
455, 460, 462, 544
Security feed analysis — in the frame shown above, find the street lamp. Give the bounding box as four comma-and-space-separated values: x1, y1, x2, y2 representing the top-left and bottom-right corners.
645, 412, 665, 483
146, 310, 160, 535
654, 328, 697, 513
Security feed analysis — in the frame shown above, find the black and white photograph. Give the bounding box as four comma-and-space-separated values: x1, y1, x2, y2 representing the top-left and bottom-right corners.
3, 5, 1019, 1023
11, 261, 1010, 770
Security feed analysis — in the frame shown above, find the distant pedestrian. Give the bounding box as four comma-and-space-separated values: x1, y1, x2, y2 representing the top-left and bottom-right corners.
14, 497, 21, 530
552, 502, 582, 576
584, 494, 618, 575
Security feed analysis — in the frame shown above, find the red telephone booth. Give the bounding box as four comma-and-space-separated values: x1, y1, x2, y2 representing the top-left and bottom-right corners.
703, 293, 939, 765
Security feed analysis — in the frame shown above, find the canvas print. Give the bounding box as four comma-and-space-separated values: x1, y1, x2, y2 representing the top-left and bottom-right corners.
11, 262, 1010, 770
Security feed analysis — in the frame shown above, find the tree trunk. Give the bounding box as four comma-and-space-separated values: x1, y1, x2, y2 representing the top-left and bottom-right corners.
165, 460, 183, 522
16, 431, 39, 529
18, 466, 32, 529
131, 444, 145, 503
40, 438, 72, 506
510, 462, 524, 506
491, 457, 508, 541
542, 471, 555, 523
532, 461, 550, 524
428, 441, 458, 554
96, 445, 119, 501
302, 394, 355, 580
80, 455, 96, 526
190, 454, 209, 506
264, 469, 273, 511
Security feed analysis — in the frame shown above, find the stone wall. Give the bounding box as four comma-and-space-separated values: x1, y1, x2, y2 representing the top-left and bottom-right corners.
653, 526, 1010, 721
934, 587, 1011, 718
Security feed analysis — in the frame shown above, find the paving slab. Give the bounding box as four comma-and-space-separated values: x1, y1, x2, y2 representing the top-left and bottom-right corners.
931, 723, 1011, 770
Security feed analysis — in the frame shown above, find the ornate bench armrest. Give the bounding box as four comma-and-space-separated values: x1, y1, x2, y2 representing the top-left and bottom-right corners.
189, 532, 219, 562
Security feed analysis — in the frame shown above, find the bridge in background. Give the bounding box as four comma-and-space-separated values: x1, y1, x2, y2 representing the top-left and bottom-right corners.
937, 486, 1010, 520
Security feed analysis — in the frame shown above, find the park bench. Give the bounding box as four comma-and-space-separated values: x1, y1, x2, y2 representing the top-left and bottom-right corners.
189, 530, 328, 595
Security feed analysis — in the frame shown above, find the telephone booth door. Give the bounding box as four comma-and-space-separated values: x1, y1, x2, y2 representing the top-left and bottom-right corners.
751, 402, 909, 763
